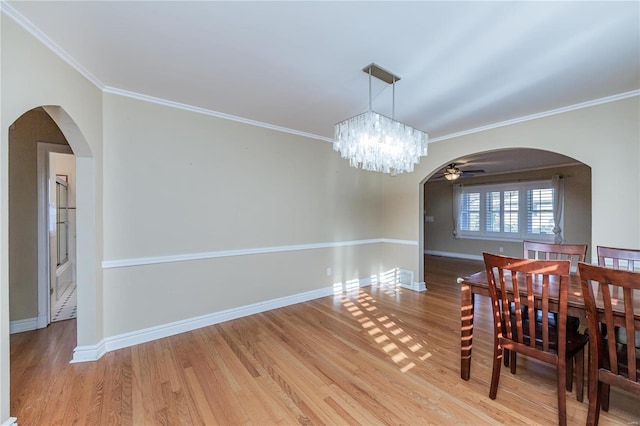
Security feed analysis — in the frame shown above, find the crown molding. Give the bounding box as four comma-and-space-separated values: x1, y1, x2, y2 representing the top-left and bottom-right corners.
102, 86, 333, 143
427, 90, 640, 143
1, 1, 105, 89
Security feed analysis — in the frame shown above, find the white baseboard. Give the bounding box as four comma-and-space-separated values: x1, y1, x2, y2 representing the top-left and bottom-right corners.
36, 313, 49, 329
71, 341, 107, 363
72, 276, 373, 363
10, 317, 38, 334
1, 417, 17, 426
424, 250, 483, 261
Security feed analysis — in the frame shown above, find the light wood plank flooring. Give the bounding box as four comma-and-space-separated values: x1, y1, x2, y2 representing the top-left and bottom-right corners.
10, 255, 640, 425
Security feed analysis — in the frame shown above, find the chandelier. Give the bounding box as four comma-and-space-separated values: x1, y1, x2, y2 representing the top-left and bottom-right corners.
333, 63, 428, 174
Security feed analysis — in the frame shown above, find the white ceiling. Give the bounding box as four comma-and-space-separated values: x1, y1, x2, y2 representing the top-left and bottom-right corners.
4, 1, 639, 161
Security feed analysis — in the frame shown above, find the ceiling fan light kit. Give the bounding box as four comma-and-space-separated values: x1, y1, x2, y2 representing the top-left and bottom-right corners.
333, 63, 429, 174
444, 165, 461, 181
439, 163, 485, 181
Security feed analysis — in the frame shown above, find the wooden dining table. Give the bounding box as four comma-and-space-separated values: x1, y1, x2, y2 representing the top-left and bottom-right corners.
459, 269, 640, 381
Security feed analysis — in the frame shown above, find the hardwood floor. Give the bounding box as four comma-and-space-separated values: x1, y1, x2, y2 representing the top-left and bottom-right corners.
10, 256, 640, 425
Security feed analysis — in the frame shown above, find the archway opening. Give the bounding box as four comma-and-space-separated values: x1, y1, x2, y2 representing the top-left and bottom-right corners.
421, 148, 592, 266
7, 105, 96, 363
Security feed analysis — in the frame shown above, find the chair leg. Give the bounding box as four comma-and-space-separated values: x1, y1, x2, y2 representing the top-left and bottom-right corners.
586, 340, 590, 395
587, 380, 602, 426
489, 345, 503, 399
566, 356, 574, 392
557, 359, 568, 426
601, 383, 610, 411
575, 348, 584, 402
509, 351, 517, 374
586, 340, 600, 426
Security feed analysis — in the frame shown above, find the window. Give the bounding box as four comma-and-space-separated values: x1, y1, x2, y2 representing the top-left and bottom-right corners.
460, 192, 480, 232
456, 180, 561, 241
528, 188, 554, 235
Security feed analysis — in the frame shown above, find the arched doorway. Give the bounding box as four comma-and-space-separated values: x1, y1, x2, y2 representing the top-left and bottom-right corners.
7, 105, 96, 360
9, 108, 75, 332
421, 148, 592, 262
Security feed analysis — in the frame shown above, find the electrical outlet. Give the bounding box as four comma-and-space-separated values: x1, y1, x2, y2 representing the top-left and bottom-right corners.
326, 267, 332, 276
499, 247, 504, 253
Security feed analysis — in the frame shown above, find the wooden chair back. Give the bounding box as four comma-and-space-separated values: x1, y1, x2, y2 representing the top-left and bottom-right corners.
597, 246, 640, 272
524, 240, 587, 272
484, 252, 571, 357
483, 252, 578, 425
578, 262, 640, 425
596, 246, 640, 342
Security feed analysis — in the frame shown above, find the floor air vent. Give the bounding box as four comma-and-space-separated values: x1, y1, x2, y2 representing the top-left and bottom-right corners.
397, 268, 426, 292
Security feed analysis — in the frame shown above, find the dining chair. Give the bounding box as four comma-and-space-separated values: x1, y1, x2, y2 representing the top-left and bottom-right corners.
514, 240, 587, 395
578, 262, 640, 426
524, 240, 588, 271
594, 246, 640, 411
483, 252, 589, 426
597, 246, 640, 272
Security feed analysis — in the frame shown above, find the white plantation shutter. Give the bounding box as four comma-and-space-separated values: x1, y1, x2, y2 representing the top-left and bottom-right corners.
503, 190, 519, 233
460, 191, 480, 232
527, 187, 554, 236
455, 180, 560, 241
485, 191, 501, 233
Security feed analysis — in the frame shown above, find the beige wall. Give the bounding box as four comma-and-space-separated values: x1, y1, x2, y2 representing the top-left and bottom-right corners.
104, 244, 385, 335
424, 163, 592, 259
8, 109, 69, 321
380, 172, 423, 275
103, 95, 383, 258
101, 94, 385, 336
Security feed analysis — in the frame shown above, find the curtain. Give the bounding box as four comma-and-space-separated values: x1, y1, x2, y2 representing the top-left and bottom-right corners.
452, 183, 463, 239
552, 174, 564, 243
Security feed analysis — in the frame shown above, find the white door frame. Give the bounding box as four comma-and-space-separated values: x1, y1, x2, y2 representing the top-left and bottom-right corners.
37, 142, 73, 328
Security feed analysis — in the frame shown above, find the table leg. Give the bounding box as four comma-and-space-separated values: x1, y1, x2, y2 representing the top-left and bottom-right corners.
460, 279, 474, 380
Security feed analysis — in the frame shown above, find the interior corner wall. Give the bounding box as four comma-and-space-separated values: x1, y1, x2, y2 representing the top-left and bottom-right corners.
381, 172, 423, 276
101, 93, 385, 337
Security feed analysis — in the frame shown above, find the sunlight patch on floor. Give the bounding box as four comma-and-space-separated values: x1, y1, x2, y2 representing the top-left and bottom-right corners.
339, 288, 433, 373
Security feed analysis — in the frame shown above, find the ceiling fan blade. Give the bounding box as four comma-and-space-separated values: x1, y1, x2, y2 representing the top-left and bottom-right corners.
460, 169, 485, 173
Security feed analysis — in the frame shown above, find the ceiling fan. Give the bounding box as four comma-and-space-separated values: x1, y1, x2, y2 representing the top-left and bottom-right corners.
436, 163, 486, 181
